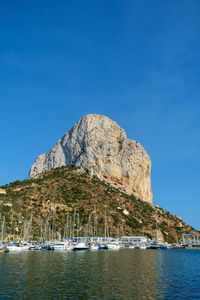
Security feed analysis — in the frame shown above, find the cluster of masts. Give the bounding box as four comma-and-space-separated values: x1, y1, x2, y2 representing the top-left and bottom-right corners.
1, 208, 194, 251
0, 207, 170, 251
0, 206, 122, 243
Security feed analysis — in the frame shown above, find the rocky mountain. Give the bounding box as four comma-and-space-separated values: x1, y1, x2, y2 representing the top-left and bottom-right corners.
30, 114, 152, 203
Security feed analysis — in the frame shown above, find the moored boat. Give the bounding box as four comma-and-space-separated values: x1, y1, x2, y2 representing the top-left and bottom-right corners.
73, 242, 89, 251
90, 243, 99, 250
107, 241, 121, 250
139, 244, 147, 249
7, 243, 22, 251
53, 242, 68, 251
0, 243, 8, 253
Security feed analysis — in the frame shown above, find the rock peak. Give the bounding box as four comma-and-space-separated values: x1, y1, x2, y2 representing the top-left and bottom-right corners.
29, 114, 152, 203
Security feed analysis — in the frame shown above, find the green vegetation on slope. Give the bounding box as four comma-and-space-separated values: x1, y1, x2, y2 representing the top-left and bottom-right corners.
0, 166, 198, 243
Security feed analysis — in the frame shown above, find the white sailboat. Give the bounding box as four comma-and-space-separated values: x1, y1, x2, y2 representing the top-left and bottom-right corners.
73, 241, 89, 251
107, 239, 121, 250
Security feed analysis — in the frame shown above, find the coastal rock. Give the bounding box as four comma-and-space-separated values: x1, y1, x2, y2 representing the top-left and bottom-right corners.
29, 114, 152, 203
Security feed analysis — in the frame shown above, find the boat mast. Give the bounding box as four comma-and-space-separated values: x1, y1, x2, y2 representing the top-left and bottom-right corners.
69, 216, 72, 240
52, 212, 55, 241
104, 210, 107, 242
10, 212, 13, 238
88, 214, 91, 242
94, 204, 96, 241
156, 210, 158, 243
72, 208, 76, 240
1, 216, 5, 241
29, 212, 33, 241
66, 211, 69, 240
77, 213, 80, 240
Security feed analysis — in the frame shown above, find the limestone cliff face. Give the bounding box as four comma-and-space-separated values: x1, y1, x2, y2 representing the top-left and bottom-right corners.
29, 114, 152, 203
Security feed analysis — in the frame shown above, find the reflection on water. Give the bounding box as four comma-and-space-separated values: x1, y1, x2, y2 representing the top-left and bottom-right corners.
1, 249, 200, 299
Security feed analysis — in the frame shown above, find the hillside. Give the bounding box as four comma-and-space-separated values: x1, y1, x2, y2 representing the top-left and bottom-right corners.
0, 166, 198, 243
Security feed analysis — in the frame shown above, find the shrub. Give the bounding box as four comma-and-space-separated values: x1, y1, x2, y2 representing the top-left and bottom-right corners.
2, 205, 11, 213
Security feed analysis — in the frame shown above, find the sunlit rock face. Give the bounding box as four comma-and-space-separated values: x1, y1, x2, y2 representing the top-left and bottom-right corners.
29, 114, 152, 203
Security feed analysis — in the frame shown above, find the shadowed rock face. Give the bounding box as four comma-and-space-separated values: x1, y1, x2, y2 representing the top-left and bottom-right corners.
29, 114, 153, 203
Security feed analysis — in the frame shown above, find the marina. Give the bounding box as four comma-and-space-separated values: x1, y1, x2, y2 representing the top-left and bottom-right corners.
0, 206, 197, 252
0, 203, 198, 253
0, 235, 197, 253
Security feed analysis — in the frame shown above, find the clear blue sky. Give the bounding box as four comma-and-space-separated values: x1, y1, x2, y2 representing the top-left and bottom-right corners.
1, 0, 200, 229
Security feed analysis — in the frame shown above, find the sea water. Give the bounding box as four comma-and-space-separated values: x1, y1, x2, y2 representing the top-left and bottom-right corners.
0, 249, 200, 299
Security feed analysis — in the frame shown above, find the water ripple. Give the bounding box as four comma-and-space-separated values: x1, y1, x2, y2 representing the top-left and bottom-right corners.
0, 249, 200, 299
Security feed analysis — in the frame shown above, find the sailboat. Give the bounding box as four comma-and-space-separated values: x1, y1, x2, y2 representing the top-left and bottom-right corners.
107, 239, 121, 250
90, 205, 99, 250
98, 210, 108, 250
0, 216, 8, 252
